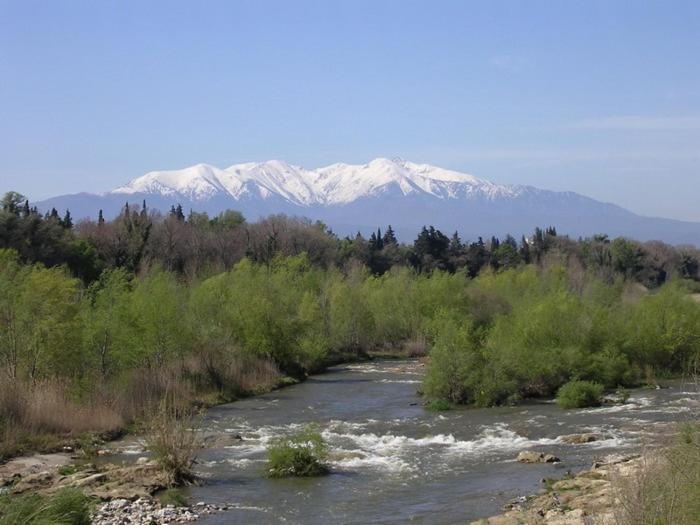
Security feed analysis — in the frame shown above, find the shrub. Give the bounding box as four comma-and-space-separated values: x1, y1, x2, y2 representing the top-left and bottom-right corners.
158, 488, 188, 507
0, 488, 91, 525
146, 401, 201, 486
556, 380, 604, 408
425, 399, 451, 411
266, 425, 329, 478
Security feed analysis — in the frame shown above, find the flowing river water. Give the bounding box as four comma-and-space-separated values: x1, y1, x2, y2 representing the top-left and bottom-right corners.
117, 360, 698, 524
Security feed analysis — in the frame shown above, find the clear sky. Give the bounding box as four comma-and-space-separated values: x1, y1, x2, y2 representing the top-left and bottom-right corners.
1, 1, 699, 221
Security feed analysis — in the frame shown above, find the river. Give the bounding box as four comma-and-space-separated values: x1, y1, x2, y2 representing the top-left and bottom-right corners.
123, 360, 698, 524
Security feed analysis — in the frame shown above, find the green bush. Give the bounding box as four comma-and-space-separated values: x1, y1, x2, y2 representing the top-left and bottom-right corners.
0, 488, 91, 525
556, 380, 604, 409
266, 425, 329, 478
158, 488, 188, 507
425, 399, 452, 411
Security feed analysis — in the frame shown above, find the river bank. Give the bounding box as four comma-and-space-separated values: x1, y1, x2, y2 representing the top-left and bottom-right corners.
2, 360, 697, 524
472, 454, 643, 525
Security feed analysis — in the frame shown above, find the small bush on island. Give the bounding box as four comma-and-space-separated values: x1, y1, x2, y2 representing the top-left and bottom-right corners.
556, 380, 604, 409
0, 488, 91, 525
266, 425, 329, 478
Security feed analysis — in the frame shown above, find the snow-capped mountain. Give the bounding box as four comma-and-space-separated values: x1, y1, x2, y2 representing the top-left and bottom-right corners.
35, 158, 700, 245
111, 158, 521, 206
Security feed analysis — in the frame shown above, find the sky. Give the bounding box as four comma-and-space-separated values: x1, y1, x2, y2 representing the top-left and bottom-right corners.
1, 0, 699, 221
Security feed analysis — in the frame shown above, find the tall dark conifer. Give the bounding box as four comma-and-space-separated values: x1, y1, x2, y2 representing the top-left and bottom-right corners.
62, 209, 73, 229
382, 225, 398, 245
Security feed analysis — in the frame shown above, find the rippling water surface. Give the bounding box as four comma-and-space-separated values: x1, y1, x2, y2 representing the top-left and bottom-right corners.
140, 361, 699, 524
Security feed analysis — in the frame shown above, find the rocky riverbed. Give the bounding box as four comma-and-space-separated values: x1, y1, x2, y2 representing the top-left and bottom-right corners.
472, 454, 644, 525
0, 452, 230, 525
91, 498, 233, 525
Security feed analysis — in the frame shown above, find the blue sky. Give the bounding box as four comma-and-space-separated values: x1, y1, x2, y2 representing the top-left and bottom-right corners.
1, 1, 699, 220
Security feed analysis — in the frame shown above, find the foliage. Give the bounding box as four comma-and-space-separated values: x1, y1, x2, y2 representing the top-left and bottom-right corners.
266, 425, 329, 478
2, 189, 700, 453
425, 399, 452, 411
556, 380, 604, 409
0, 488, 91, 525
158, 488, 189, 507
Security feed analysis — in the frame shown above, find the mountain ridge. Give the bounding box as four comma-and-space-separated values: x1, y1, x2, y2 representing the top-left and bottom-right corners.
110, 158, 524, 206
34, 158, 700, 245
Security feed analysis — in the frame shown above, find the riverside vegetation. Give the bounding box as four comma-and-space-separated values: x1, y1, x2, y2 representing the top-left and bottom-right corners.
1, 191, 700, 521
266, 426, 329, 478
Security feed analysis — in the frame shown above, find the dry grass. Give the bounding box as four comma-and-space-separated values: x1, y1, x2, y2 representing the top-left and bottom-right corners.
25, 381, 123, 435
0, 378, 122, 435
0, 354, 281, 461
146, 400, 202, 486
403, 337, 427, 358
0, 377, 123, 460
182, 352, 281, 401
611, 430, 700, 525
611, 371, 700, 525
115, 365, 195, 422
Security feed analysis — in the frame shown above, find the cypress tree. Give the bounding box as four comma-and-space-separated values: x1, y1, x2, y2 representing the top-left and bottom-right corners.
62, 209, 73, 229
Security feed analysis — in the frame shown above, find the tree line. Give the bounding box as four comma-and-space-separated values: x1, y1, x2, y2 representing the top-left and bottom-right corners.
2, 191, 699, 287
1, 190, 700, 458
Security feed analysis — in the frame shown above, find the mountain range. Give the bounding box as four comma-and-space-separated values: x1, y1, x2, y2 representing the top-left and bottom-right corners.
35, 158, 700, 245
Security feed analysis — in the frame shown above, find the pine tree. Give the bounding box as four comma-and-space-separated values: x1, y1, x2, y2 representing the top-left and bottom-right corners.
22, 200, 30, 217
62, 209, 73, 229
382, 225, 398, 245
170, 204, 185, 221
449, 231, 463, 254
98, 209, 105, 225
369, 231, 378, 250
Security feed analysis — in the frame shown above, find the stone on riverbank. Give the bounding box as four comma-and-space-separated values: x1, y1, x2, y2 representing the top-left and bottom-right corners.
560, 433, 601, 444
516, 451, 560, 463
8, 459, 168, 500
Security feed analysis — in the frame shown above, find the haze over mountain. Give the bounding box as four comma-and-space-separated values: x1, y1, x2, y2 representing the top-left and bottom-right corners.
36, 158, 700, 245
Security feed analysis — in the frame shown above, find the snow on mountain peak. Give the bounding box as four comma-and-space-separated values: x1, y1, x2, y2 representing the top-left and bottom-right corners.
111, 158, 519, 205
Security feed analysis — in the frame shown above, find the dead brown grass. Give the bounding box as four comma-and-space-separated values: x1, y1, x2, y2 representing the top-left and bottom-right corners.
0, 354, 282, 461
403, 337, 427, 357
146, 400, 202, 486
0, 378, 122, 435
